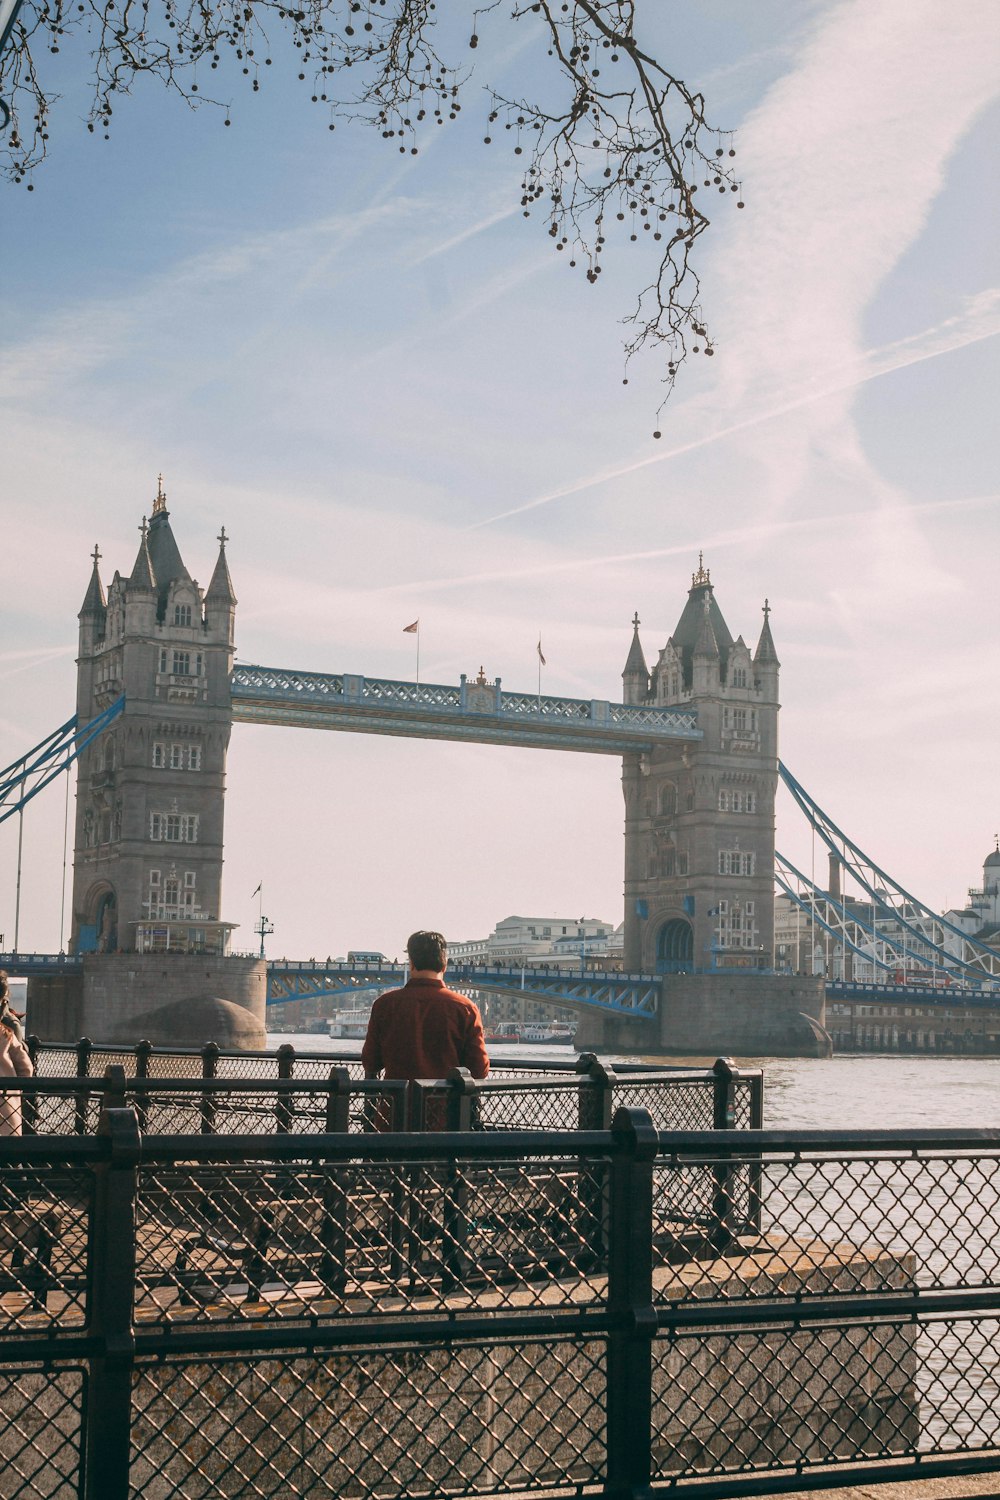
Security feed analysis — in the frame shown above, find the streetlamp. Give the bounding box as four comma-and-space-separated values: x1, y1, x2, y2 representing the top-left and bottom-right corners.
255, 913, 274, 959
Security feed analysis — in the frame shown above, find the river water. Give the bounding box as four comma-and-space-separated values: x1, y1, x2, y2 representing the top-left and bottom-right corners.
269, 1034, 1000, 1130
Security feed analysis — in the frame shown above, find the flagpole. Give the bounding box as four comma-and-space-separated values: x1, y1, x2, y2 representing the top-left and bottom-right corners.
416, 624, 420, 687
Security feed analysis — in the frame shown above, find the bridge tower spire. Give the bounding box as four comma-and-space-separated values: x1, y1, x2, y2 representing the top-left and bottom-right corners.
622, 560, 780, 977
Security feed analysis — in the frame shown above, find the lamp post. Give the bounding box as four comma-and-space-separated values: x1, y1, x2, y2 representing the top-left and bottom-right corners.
255, 913, 274, 959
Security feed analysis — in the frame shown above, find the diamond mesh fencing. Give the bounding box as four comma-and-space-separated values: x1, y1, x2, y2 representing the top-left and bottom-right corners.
651, 1145, 1000, 1304
5, 1112, 1000, 1496
0, 1163, 91, 1330
132, 1154, 609, 1325
131, 1341, 606, 1499
651, 1320, 920, 1479
0, 1364, 85, 1498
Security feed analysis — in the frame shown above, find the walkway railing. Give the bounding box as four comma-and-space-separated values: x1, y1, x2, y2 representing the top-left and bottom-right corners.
2, 1109, 1000, 1496
18, 1042, 763, 1139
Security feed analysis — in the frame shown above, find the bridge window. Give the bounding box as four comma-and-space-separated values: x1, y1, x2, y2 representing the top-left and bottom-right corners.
149, 813, 199, 842
658, 783, 677, 816
152, 743, 165, 768
172, 651, 191, 676
159, 649, 168, 674
732, 666, 748, 688
719, 849, 755, 876
173, 604, 193, 627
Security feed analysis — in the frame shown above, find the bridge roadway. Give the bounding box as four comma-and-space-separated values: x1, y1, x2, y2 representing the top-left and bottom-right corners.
7, 955, 1000, 1021
230, 663, 702, 754
266, 958, 662, 1017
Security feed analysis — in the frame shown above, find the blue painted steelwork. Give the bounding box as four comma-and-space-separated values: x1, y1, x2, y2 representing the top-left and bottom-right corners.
267, 958, 660, 1017
828, 979, 1000, 1011
0, 952, 82, 976
779, 762, 1000, 988
0, 697, 125, 826
231, 664, 700, 755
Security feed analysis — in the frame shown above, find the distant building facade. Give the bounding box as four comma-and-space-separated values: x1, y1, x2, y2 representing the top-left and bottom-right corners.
71, 482, 238, 957
620, 558, 780, 974
449, 914, 623, 969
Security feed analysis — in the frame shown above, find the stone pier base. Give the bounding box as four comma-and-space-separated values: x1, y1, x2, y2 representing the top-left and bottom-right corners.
27, 954, 266, 1048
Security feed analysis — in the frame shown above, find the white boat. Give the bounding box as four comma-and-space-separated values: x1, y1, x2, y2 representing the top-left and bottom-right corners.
487, 1020, 576, 1045
327, 1010, 372, 1039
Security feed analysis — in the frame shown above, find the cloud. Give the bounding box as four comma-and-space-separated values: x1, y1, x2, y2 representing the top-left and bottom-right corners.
469, 293, 1000, 528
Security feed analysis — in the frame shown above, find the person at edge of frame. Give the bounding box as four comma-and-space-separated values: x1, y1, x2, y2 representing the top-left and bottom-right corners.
0, 982, 33, 1136
361, 930, 489, 1128
0, 970, 26, 1043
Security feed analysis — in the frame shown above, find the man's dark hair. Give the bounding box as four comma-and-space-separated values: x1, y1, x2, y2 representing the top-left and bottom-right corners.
407, 931, 447, 971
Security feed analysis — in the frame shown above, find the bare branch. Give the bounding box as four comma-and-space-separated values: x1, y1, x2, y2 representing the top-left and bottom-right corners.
0, 1, 743, 405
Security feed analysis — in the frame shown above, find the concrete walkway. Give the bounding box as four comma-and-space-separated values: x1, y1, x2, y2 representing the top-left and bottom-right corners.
775, 1476, 999, 1499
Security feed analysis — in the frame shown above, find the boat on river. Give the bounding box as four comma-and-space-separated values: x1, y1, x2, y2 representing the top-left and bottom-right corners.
485, 1020, 576, 1045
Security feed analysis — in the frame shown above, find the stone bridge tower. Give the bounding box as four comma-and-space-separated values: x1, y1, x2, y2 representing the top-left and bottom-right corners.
621, 559, 780, 974
71, 482, 238, 958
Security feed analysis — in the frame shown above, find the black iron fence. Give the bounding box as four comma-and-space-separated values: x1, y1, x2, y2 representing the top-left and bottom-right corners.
18, 1040, 764, 1138
2, 1106, 1000, 1497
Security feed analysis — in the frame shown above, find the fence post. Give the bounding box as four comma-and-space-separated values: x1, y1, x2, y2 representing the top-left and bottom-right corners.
711, 1057, 738, 1252
575, 1052, 617, 1129
605, 1105, 657, 1500
200, 1042, 219, 1134
102, 1065, 128, 1113
84, 1105, 141, 1500
324, 1066, 352, 1133
74, 1036, 93, 1135
134, 1040, 152, 1133
319, 1067, 353, 1293
276, 1043, 296, 1133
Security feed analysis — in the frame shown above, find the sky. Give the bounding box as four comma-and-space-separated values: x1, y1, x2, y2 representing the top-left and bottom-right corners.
1, 0, 998, 961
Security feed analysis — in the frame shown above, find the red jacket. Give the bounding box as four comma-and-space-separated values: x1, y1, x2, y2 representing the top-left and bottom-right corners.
361, 975, 490, 1081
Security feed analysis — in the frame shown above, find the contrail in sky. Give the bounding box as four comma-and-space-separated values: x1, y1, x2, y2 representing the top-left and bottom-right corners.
469, 296, 1000, 530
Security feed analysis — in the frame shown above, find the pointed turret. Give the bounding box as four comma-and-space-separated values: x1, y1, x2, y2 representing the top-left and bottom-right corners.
622, 612, 650, 704
205, 526, 237, 607
145, 476, 192, 620
205, 525, 237, 646
127, 517, 156, 592
668, 554, 734, 688
753, 598, 780, 667
79, 544, 107, 618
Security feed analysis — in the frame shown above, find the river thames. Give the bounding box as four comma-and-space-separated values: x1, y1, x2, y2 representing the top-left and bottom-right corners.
268, 1035, 1000, 1130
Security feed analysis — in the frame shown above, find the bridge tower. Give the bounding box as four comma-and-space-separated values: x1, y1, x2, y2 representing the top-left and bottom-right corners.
71, 482, 237, 957
621, 559, 780, 974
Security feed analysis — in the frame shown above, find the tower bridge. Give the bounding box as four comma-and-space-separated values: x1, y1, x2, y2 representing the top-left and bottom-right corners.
7, 486, 995, 1054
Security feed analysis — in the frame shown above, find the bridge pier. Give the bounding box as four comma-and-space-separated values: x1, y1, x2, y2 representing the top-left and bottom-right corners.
575, 973, 828, 1058
28, 955, 267, 1048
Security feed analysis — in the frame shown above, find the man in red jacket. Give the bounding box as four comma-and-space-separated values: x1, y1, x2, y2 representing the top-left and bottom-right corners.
362, 930, 490, 1083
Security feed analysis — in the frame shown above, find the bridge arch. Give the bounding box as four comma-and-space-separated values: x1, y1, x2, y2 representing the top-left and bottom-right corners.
655, 917, 693, 974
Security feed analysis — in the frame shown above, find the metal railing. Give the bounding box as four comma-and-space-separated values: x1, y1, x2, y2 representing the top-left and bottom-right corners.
12, 1046, 764, 1140
2, 1110, 1000, 1497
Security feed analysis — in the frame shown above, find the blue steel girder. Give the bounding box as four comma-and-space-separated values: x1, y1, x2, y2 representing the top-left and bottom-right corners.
0, 698, 125, 827
779, 761, 1000, 982
232, 664, 700, 756
266, 961, 660, 1017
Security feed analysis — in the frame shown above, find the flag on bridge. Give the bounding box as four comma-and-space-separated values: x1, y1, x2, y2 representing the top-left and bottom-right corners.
251, 883, 262, 898
537, 638, 546, 666
403, 619, 419, 633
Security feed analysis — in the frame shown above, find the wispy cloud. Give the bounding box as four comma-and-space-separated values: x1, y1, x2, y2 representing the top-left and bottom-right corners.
470, 293, 1000, 529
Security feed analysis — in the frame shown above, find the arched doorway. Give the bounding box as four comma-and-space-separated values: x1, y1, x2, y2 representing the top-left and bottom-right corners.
656, 918, 693, 974
94, 889, 118, 954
